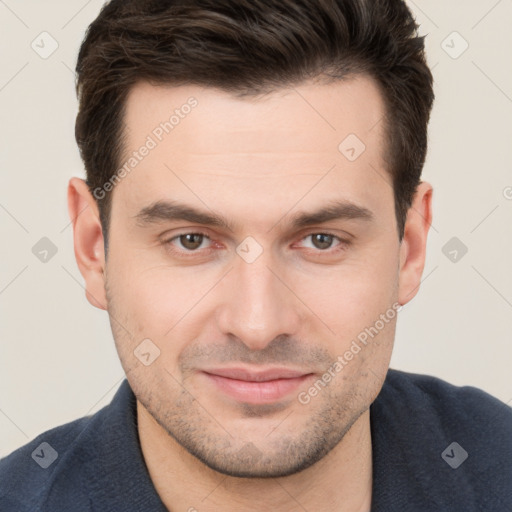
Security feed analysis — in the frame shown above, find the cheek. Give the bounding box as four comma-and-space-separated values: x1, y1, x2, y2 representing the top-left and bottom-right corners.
110, 263, 215, 350
292, 243, 399, 335
119, 272, 179, 335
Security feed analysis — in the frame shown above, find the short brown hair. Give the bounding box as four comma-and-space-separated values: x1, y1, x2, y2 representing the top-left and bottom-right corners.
75, 0, 434, 254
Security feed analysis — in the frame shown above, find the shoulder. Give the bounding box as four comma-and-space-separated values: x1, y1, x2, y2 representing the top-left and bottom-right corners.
372, 368, 512, 508
1, 380, 165, 512
0, 380, 136, 512
381, 368, 512, 429
0, 414, 96, 512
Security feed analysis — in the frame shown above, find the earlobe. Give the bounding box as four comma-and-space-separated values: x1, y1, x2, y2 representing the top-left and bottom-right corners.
67, 177, 108, 310
397, 181, 433, 306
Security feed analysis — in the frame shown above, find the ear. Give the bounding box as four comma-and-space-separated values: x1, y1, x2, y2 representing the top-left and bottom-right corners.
67, 177, 107, 310
398, 181, 433, 306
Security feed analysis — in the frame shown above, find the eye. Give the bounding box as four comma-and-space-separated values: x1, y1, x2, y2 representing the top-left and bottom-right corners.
297, 232, 349, 253
165, 232, 212, 253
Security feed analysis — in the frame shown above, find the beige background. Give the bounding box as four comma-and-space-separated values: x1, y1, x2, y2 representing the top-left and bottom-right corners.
1, 0, 511, 456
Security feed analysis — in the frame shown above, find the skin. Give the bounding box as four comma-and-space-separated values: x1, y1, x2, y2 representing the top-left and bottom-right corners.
68, 74, 432, 512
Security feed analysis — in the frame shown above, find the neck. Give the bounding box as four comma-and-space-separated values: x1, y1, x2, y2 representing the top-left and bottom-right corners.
137, 403, 373, 512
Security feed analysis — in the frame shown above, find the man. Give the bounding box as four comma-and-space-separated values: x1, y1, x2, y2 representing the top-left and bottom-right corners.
1, 0, 511, 510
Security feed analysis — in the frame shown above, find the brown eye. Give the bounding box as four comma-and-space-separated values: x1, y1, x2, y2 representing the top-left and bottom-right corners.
296, 232, 349, 255
310, 233, 335, 250
178, 233, 205, 251
162, 231, 216, 259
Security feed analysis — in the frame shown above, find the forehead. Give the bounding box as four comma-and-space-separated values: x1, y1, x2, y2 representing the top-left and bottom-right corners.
113, 76, 391, 229
122, 75, 386, 156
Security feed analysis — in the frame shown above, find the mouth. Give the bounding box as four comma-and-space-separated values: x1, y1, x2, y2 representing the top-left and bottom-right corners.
200, 367, 315, 404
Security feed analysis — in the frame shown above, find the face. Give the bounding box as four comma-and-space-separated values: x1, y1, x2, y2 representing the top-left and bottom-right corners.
102, 76, 402, 477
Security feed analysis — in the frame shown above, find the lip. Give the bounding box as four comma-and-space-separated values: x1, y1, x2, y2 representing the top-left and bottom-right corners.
203, 367, 311, 382
200, 367, 315, 404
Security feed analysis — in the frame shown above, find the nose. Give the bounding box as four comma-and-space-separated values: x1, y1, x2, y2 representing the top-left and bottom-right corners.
216, 251, 303, 351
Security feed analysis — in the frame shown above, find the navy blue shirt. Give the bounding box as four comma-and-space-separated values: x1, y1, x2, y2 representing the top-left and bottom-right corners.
1, 369, 511, 511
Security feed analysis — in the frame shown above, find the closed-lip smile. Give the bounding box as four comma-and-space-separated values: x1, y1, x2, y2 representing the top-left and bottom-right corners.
200, 367, 315, 403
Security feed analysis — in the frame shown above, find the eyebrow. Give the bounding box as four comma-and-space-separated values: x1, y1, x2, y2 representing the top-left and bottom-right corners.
133, 199, 374, 232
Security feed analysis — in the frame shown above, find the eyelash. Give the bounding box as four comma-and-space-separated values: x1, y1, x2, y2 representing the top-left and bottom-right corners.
161, 231, 351, 259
